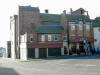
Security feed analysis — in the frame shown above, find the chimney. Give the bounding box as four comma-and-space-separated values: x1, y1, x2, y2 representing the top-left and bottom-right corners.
70, 8, 73, 14
63, 10, 66, 16
45, 9, 49, 13
87, 11, 89, 17
80, 9, 83, 15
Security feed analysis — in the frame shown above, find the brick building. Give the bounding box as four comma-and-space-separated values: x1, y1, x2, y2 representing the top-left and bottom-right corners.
10, 6, 95, 60
66, 8, 94, 54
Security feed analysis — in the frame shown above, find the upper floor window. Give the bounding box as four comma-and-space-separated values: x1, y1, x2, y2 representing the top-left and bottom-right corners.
86, 24, 90, 31
70, 24, 75, 30
78, 21, 83, 30
41, 35, 45, 42
30, 34, 33, 42
48, 35, 52, 41
54, 35, 58, 41
63, 35, 67, 41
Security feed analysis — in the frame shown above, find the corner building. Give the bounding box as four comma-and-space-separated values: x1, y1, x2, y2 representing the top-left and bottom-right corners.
67, 8, 94, 54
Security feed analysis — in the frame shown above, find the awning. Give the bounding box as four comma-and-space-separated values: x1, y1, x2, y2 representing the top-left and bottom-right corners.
70, 37, 96, 43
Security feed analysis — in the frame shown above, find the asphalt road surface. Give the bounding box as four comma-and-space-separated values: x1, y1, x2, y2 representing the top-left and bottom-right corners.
0, 55, 100, 75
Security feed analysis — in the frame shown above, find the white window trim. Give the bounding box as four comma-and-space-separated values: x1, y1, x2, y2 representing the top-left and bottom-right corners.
41, 35, 45, 42
48, 35, 52, 41
79, 21, 83, 30
86, 23, 90, 31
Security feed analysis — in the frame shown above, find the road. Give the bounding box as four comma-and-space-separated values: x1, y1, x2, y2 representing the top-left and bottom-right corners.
0, 55, 100, 75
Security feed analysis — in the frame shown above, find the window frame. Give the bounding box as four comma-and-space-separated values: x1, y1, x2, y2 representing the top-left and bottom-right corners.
41, 35, 45, 42
86, 23, 90, 31
63, 35, 67, 41
54, 35, 58, 41
48, 35, 52, 41
29, 34, 33, 42
71, 23, 76, 31
78, 21, 83, 31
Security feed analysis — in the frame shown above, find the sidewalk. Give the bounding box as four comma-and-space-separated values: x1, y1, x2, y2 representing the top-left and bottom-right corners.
43, 54, 100, 60
1, 54, 100, 61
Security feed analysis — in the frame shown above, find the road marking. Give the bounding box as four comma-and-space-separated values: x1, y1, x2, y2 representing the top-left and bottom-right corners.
75, 64, 97, 67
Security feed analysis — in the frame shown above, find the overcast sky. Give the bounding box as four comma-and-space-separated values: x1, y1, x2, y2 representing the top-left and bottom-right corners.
0, 0, 100, 47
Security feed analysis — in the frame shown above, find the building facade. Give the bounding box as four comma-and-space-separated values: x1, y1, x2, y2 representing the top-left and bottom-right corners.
67, 8, 94, 55
10, 6, 94, 60
93, 17, 100, 52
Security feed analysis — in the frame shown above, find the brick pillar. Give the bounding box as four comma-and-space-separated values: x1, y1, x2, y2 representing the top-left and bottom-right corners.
83, 24, 86, 37
35, 48, 39, 58
90, 23, 93, 37
45, 34, 48, 42
61, 47, 64, 55
76, 24, 79, 38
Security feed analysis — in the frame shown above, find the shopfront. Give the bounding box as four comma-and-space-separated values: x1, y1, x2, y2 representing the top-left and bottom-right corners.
69, 37, 95, 54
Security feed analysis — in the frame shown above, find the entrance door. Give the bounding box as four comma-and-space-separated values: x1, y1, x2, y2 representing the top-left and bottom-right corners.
64, 46, 67, 54
79, 43, 85, 53
39, 48, 47, 58
28, 48, 35, 58
48, 48, 61, 56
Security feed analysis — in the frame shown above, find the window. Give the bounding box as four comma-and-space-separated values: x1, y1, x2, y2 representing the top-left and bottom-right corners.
63, 35, 67, 41
70, 24, 75, 30
86, 24, 90, 31
30, 34, 33, 42
48, 35, 52, 41
79, 21, 83, 30
41, 35, 45, 42
54, 35, 58, 41
71, 34, 76, 40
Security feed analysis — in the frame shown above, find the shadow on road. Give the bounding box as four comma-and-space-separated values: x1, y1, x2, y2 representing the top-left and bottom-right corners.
0, 67, 19, 75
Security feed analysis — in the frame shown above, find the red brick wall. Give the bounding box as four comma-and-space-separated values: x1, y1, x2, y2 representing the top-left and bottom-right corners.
75, 24, 79, 38
68, 23, 94, 39
19, 10, 41, 35
27, 33, 63, 43
90, 23, 94, 37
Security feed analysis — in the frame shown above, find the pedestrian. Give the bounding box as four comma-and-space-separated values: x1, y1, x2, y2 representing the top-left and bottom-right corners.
84, 44, 88, 55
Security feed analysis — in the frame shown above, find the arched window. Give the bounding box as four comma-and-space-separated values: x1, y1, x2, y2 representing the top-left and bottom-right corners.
78, 21, 83, 30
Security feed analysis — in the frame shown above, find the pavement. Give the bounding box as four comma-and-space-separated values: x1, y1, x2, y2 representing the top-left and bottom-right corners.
0, 55, 100, 75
